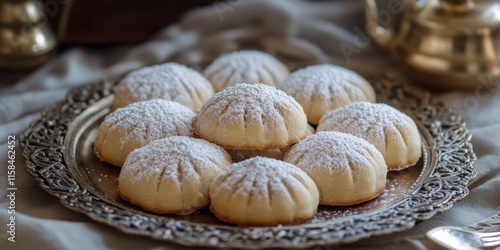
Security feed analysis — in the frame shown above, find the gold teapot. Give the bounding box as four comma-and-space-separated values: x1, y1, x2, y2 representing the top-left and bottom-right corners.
0, 0, 58, 71
364, 0, 500, 89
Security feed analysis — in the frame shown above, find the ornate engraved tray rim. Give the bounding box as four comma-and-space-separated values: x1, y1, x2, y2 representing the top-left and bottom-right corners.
20, 75, 477, 249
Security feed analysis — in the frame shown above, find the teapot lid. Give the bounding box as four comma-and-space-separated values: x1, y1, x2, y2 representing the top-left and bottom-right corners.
417, 0, 500, 31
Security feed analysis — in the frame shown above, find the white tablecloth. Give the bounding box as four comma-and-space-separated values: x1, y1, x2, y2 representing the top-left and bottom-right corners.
0, 1, 499, 249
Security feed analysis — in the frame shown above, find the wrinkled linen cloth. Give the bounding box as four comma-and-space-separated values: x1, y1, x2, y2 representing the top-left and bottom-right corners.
1, 1, 499, 249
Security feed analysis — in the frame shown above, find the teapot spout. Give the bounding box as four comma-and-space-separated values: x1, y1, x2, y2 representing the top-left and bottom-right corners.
364, 0, 394, 50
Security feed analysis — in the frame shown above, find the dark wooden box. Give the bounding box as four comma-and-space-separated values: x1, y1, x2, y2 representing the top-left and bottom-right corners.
47, 0, 211, 45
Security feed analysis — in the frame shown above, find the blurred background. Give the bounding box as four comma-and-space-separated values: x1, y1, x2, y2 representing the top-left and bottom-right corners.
47, 0, 211, 45
0, 0, 216, 83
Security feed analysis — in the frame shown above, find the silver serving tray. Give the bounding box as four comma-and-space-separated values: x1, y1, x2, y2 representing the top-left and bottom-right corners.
21, 75, 477, 249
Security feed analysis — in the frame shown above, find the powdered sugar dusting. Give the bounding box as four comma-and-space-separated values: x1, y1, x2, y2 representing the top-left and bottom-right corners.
113, 62, 214, 111
204, 50, 289, 92
118, 136, 232, 214
212, 157, 313, 199
200, 83, 303, 123
195, 83, 307, 149
276, 64, 375, 125
317, 102, 415, 153
122, 136, 232, 183
284, 131, 385, 175
102, 99, 196, 149
278, 64, 374, 101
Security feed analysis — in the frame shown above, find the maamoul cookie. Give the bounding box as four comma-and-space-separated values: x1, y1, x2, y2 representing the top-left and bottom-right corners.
277, 64, 376, 124
283, 131, 387, 206
94, 99, 196, 166
195, 83, 308, 150
317, 102, 421, 171
119, 136, 232, 215
209, 157, 319, 226
307, 123, 316, 135
203, 50, 289, 92
111, 62, 214, 111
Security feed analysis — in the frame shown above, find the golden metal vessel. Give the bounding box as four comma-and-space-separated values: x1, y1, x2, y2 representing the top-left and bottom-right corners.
0, 0, 57, 71
365, 0, 500, 89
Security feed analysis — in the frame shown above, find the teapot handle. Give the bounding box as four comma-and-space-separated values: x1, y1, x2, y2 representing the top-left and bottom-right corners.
363, 0, 396, 49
